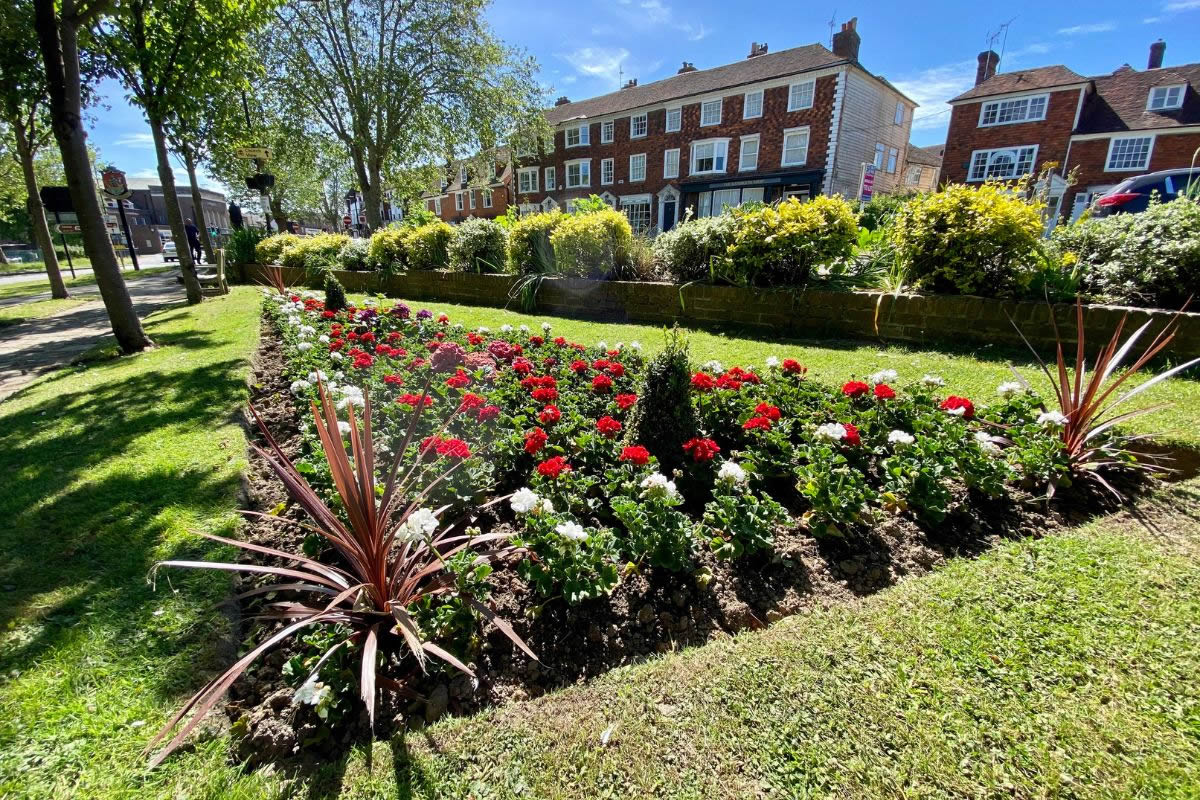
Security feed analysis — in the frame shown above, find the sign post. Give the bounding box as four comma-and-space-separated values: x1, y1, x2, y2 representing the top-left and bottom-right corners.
858, 163, 877, 210
101, 167, 139, 271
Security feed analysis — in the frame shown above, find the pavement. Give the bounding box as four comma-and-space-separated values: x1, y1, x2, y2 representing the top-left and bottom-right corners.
0, 271, 187, 402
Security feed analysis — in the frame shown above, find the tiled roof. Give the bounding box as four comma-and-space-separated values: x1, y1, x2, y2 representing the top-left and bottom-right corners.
1076, 63, 1200, 133
950, 65, 1087, 102
545, 44, 847, 124
905, 144, 943, 167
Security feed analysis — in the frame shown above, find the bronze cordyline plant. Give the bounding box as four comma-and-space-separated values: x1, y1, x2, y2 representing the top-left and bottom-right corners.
1010, 299, 1199, 497
144, 380, 534, 767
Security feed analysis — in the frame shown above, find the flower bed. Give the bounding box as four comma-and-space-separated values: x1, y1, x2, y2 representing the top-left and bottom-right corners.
220, 288, 1145, 762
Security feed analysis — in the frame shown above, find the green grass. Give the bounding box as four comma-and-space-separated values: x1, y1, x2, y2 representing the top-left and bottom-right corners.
0, 297, 90, 326
0, 257, 93, 274
0, 266, 173, 302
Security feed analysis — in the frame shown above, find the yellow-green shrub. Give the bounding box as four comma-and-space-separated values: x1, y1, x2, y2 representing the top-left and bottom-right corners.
890, 183, 1046, 297
254, 233, 301, 265
724, 195, 858, 286
405, 221, 452, 271
549, 209, 632, 278
278, 233, 350, 272
368, 228, 408, 273
507, 211, 564, 274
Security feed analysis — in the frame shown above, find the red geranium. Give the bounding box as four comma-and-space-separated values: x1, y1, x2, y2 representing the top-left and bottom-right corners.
682, 437, 721, 462
842, 380, 870, 398
529, 335, 544, 346
619, 445, 650, 465
592, 374, 613, 393
691, 372, 716, 392
615, 393, 637, 411
553, 336, 567, 347
940, 396, 975, 419
383, 374, 404, 385
459, 393, 486, 411
743, 415, 772, 431
387, 331, 401, 342
754, 403, 781, 421
873, 383, 896, 400
396, 393, 433, 408
592, 359, 609, 372
359, 332, 375, 345
476, 405, 500, 422
570, 359, 590, 375
606, 361, 625, 378
538, 405, 561, 425
445, 370, 471, 389
511, 357, 533, 375
596, 416, 622, 438
842, 423, 861, 447
321, 310, 336, 319
437, 313, 450, 324
532, 387, 558, 403
436, 438, 471, 459
467, 332, 484, 346
537, 456, 571, 479
524, 427, 548, 454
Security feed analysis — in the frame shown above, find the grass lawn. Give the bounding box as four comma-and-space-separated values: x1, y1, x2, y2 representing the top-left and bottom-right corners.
0, 266, 173, 302
0, 297, 90, 326
1, 287, 1198, 798
0, 258, 93, 274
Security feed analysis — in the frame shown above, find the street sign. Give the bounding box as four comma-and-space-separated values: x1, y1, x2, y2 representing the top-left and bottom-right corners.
358, 214, 367, 225
236, 147, 272, 161
342, 214, 352, 227
859, 163, 877, 203
101, 167, 132, 200
55, 223, 82, 234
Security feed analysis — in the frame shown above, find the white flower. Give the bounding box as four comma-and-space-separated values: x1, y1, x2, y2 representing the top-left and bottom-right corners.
556, 521, 587, 542
501, 324, 513, 333
361, 297, 378, 307
318, 334, 330, 344
640, 472, 679, 500
974, 430, 1002, 453
330, 351, 344, 362
596, 340, 608, 351
765, 356, 780, 369
539, 498, 554, 515
298, 324, 316, 337
296, 342, 313, 352
289, 379, 311, 395
717, 461, 748, 484
476, 326, 490, 334
702, 359, 723, 373
336, 420, 351, 435
869, 369, 898, 385
336, 385, 364, 410
815, 422, 847, 442
614, 342, 624, 351
629, 340, 642, 352
398, 507, 440, 542
945, 405, 966, 417
1037, 410, 1069, 427
922, 374, 946, 387
519, 324, 530, 333
510, 487, 540, 515
452, 323, 464, 331
997, 381, 1023, 398
888, 429, 915, 447
293, 680, 333, 719
306, 370, 328, 383
541, 322, 552, 332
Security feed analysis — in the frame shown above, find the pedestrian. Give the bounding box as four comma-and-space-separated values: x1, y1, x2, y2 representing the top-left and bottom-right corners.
184, 218, 203, 264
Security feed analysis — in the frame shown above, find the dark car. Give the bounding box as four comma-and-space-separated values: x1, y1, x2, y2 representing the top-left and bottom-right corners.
1093, 168, 1200, 217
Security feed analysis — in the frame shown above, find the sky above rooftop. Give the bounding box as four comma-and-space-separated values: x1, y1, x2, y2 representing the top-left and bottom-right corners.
87, 0, 1200, 194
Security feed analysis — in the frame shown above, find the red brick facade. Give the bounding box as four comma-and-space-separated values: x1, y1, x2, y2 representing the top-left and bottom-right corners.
1062, 131, 1200, 211
427, 184, 512, 223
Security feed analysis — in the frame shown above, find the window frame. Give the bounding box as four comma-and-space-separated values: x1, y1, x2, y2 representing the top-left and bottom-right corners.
600, 157, 614, 185
455, 192, 464, 212
482, 190, 493, 208
665, 107, 681, 132
433, 197, 442, 215
565, 158, 591, 188
690, 138, 730, 175
544, 166, 556, 191
629, 153, 646, 183
700, 99, 723, 127
738, 134, 760, 172
873, 143, 886, 169
966, 145, 1040, 182
601, 120, 614, 143
887, 147, 898, 174
781, 127, 810, 167
469, 190, 476, 210
1105, 135, 1155, 172
630, 112, 648, 139
620, 194, 652, 235
977, 93, 1049, 127
743, 89, 764, 119
1147, 85, 1185, 111
517, 167, 539, 194
663, 148, 680, 179
459, 166, 468, 185
787, 80, 815, 112
565, 123, 590, 148
894, 101, 905, 125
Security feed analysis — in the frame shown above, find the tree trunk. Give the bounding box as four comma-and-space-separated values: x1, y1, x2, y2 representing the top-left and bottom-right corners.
351, 156, 382, 231
269, 196, 289, 234
33, 0, 152, 352
148, 112, 202, 304
183, 149, 215, 262
11, 119, 69, 299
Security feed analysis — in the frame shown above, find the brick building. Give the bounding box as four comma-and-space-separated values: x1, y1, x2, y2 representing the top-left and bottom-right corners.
424, 153, 515, 223
504, 19, 914, 234
942, 40, 1200, 222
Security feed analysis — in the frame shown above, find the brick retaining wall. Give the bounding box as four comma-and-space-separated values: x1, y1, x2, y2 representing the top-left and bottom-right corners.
240, 264, 1200, 358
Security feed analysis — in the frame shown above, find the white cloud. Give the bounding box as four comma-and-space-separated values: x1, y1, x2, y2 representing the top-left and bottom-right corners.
560, 46, 631, 87
1164, 0, 1200, 10
1143, 16, 1163, 22
892, 60, 976, 132
114, 132, 155, 149
1056, 22, 1116, 35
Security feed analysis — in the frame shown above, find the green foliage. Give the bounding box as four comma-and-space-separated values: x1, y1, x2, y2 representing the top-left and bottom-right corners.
891, 182, 1046, 297
400, 203, 437, 228
514, 512, 620, 604
507, 210, 563, 274
651, 213, 737, 283
703, 486, 789, 559
723, 195, 858, 287
567, 195, 612, 215
280, 233, 349, 272
405, 221, 453, 271
549, 207, 633, 278
858, 192, 915, 232
1051, 198, 1200, 308
610, 481, 696, 572
226, 227, 265, 267
448, 217, 507, 273
367, 227, 408, 273
336, 238, 371, 271
323, 272, 347, 311
625, 327, 697, 470
254, 232, 301, 265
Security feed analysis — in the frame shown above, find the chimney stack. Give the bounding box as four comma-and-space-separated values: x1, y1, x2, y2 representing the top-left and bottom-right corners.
554, 96, 570, 106
747, 42, 768, 58
622, 78, 638, 90
975, 50, 1000, 85
1148, 39, 1166, 70
677, 61, 698, 73
831, 17, 860, 61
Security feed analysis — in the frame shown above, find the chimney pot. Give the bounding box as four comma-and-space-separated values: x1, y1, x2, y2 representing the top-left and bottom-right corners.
677, 61, 697, 73
746, 42, 768, 58
975, 50, 1000, 85
1148, 39, 1166, 70
554, 95, 570, 106
622, 78, 637, 89
831, 17, 860, 61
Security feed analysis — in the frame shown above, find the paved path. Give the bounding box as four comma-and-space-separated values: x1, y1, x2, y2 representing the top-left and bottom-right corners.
0, 272, 186, 401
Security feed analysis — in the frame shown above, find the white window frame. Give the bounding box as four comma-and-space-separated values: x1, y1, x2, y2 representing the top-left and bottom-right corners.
459, 166, 468, 185
873, 143, 886, 169
978, 93, 1049, 127
469, 191, 476, 210
700, 99, 722, 127
620, 194, 652, 235
455, 192, 464, 212
743, 90, 763, 119
601, 120, 614, 143
665, 107, 681, 132
787, 80, 815, 112
1147, 85, 1185, 111
887, 147, 898, 174
544, 166, 556, 191
482, 190, 493, 208
781, 127, 809, 167
966, 145, 1039, 182
517, 167, 539, 194
1105, 135, 1155, 172
738, 134, 759, 172
565, 123, 590, 148
600, 157, 614, 185
565, 158, 591, 188
690, 138, 729, 175
628, 153, 646, 183
434, 197, 442, 215
663, 148, 679, 179
630, 112, 648, 139
894, 101, 905, 125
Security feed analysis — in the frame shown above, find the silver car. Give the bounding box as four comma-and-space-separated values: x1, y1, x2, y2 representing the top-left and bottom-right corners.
162, 239, 177, 262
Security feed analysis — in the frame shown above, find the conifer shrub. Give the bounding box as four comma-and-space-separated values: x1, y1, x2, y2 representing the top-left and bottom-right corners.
625, 326, 697, 470
323, 272, 347, 311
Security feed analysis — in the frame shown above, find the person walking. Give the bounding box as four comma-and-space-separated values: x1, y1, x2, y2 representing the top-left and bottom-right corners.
184, 218, 203, 264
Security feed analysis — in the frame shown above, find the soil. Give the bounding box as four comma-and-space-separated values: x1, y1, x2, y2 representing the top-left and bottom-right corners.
218, 316, 1145, 767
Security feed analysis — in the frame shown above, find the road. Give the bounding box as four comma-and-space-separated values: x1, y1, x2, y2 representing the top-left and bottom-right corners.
0, 252, 173, 287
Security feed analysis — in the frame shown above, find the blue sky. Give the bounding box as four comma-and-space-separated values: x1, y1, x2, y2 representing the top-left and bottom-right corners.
88, 0, 1200, 192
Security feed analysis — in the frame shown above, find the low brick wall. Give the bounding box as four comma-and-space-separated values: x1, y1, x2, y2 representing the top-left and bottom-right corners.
239, 264, 1200, 358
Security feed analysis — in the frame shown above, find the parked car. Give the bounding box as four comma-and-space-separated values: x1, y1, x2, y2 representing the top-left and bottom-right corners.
1094, 168, 1200, 217
162, 239, 177, 262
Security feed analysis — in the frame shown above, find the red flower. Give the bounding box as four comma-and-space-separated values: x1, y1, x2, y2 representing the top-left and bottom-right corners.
383, 374, 404, 385
940, 396, 975, 419
873, 383, 896, 400
321, 310, 335, 319
434, 331, 446, 340
467, 332, 484, 346
352, 354, 374, 369
596, 416, 622, 438
754, 403, 781, 421
445, 370, 471, 389
529, 335, 544, 346
532, 387, 558, 403
397, 393, 433, 408
436, 438, 471, 459
592, 358, 609, 372
538, 405, 561, 425
437, 313, 450, 324
459, 393, 486, 411
570, 359, 590, 375
842, 380, 870, 398
476, 405, 500, 422
553, 336, 567, 347
329, 339, 344, 352
537, 456, 571, 479
682, 437, 721, 463
842, 423, 861, 447
605, 361, 625, 378
619, 445, 651, 466
511, 357, 533, 375
387, 331, 402, 343
592, 374, 613, 393
615, 393, 637, 411
743, 416, 772, 431
716, 374, 742, 391
359, 332, 376, 345
691, 372, 716, 392
524, 427, 548, 454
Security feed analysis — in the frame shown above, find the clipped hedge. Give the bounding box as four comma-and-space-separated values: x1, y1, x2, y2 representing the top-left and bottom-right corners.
724, 195, 858, 287
651, 213, 737, 283
449, 217, 507, 273
254, 233, 301, 266
508, 210, 564, 274
550, 208, 633, 278
368, 228, 408, 273
405, 221, 453, 271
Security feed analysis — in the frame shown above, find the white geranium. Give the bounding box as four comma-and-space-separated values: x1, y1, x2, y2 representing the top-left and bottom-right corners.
541, 322, 552, 332
539, 498, 554, 515
510, 487, 540, 515
293, 680, 333, 719
556, 521, 587, 541
298, 325, 316, 337
629, 340, 642, 352
501, 324, 513, 333
398, 507, 440, 542
717, 461, 748, 485
596, 340, 608, 351
921, 374, 946, 387
815, 422, 847, 442
974, 430, 1002, 453
330, 351, 344, 362
318, 334, 330, 344
519, 324, 530, 333
945, 405, 966, 417
361, 297, 378, 307
869, 369, 898, 385
997, 381, 1023, 398
476, 326, 490, 334
765, 356, 780, 369
887, 429, 915, 447
702, 359, 723, 373
336, 385, 364, 410
296, 341, 314, 352
289, 379, 311, 395
306, 370, 328, 383
640, 472, 679, 500
1037, 410, 1069, 427
336, 420, 351, 435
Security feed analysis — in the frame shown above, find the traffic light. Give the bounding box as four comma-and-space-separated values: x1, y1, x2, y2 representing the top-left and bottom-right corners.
245, 173, 275, 192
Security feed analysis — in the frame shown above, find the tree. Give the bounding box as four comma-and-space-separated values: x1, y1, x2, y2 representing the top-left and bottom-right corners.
33, 0, 152, 352
268, 0, 545, 231
93, 0, 274, 304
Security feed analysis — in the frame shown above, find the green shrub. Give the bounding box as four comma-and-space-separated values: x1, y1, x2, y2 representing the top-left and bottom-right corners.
336, 238, 371, 271
507, 210, 563, 274
890, 182, 1046, 297
858, 192, 916, 232
323, 272, 347, 311
549, 208, 632, 278
1051, 198, 1200, 308
651, 213, 737, 283
279, 233, 349, 271
400, 203, 437, 228
625, 327, 697, 471
254, 232, 301, 265
368, 227, 408, 273
724, 195, 858, 287
448, 217, 507, 273
226, 227, 265, 267
405, 221, 452, 271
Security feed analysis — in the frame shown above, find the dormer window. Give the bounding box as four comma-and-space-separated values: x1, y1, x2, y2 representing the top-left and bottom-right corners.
1148, 85, 1185, 111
